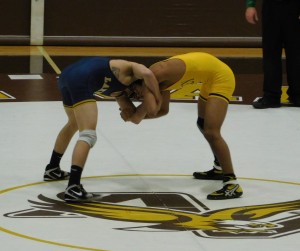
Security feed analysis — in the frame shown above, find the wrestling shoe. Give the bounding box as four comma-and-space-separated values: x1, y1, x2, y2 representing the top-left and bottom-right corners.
193, 166, 223, 180
207, 183, 243, 200
64, 184, 95, 203
43, 165, 70, 181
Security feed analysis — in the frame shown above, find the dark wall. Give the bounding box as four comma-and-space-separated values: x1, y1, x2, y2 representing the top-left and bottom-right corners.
0, 0, 31, 44
0, 0, 262, 47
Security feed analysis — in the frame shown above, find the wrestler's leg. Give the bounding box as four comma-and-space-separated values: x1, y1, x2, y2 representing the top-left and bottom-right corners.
196, 97, 243, 200
199, 97, 234, 174
64, 101, 98, 202
193, 97, 223, 180
71, 102, 98, 168
54, 107, 78, 152
44, 106, 78, 181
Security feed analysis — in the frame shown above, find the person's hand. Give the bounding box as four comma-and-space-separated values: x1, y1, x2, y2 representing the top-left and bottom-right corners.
120, 108, 135, 122
131, 83, 143, 100
245, 7, 258, 24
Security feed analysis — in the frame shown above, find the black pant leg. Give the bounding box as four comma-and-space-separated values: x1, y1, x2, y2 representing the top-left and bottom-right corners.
284, 0, 300, 101
261, 0, 284, 101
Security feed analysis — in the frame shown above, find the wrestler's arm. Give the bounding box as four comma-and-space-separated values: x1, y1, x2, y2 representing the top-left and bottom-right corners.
130, 62, 162, 114
145, 90, 170, 118
116, 85, 153, 124
116, 94, 136, 115
115, 84, 157, 124
121, 90, 170, 124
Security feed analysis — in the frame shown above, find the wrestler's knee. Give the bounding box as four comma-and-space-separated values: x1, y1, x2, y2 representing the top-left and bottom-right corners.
202, 128, 221, 143
78, 130, 97, 148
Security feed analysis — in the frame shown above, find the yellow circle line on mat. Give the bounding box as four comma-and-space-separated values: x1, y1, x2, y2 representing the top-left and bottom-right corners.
1, 173, 300, 251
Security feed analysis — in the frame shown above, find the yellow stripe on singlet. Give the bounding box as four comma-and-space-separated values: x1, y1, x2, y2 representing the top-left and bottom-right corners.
64, 99, 96, 109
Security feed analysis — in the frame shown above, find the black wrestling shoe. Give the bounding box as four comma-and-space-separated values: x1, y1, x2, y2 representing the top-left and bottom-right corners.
207, 183, 243, 200
64, 184, 95, 203
252, 98, 281, 109
44, 165, 70, 181
193, 167, 223, 180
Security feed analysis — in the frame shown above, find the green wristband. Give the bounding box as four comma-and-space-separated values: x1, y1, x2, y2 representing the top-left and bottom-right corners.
246, 0, 256, 8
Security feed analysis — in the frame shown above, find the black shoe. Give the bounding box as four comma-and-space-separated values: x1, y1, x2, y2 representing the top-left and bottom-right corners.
207, 183, 243, 200
193, 167, 223, 180
252, 98, 281, 109
64, 184, 95, 202
289, 98, 300, 107
44, 165, 70, 181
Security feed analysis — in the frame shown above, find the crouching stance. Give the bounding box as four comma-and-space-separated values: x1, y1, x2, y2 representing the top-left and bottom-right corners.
120, 52, 243, 200
44, 57, 161, 202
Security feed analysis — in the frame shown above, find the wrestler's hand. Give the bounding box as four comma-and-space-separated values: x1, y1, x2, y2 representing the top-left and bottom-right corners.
120, 108, 135, 122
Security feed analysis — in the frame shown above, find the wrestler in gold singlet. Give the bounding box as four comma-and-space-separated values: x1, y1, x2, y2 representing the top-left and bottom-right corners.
119, 52, 243, 200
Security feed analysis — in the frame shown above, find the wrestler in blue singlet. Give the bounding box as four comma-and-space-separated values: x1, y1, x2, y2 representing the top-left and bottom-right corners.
58, 57, 127, 108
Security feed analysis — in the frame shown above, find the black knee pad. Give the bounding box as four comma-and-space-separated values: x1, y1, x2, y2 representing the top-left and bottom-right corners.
197, 117, 204, 133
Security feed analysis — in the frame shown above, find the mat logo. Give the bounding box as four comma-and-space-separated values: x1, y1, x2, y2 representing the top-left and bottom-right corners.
4, 192, 300, 239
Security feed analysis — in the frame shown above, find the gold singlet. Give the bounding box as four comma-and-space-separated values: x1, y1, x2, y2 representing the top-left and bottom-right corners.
164, 52, 235, 103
